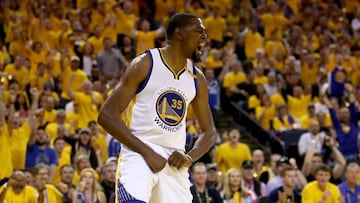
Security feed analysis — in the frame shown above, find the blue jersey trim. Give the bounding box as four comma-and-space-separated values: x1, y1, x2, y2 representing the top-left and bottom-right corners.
136, 50, 153, 94
193, 64, 198, 96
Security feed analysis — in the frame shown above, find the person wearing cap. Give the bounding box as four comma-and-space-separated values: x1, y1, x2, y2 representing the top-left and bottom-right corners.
205, 163, 222, 191
215, 127, 252, 174
64, 128, 100, 170
302, 164, 343, 203
241, 160, 267, 200
267, 157, 307, 195
190, 162, 223, 203
268, 166, 301, 203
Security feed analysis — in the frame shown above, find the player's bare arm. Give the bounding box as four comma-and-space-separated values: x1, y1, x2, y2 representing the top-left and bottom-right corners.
98, 53, 167, 173
168, 68, 217, 169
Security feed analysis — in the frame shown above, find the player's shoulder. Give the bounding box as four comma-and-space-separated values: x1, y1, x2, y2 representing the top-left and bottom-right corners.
126, 51, 152, 77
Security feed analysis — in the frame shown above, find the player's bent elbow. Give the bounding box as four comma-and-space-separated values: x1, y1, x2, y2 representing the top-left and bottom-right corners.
97, 108, 111, 127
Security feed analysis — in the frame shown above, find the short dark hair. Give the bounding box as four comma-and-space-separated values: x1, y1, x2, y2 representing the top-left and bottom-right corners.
60, 164, 74, 174
280, 166, 296, 177
166, 13, 198, 40
53, 137, 65, 145
314, 164, 332, 175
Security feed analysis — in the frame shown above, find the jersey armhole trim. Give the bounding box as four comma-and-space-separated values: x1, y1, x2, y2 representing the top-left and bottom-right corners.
193, 64, 198, 96
136, 50, 153, 94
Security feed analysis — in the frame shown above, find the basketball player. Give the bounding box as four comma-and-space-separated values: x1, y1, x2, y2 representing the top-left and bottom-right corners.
98, 13, 217, 203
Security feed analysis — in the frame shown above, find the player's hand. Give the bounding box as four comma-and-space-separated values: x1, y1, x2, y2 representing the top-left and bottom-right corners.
168, 151, 192, 170
144, 152, 167, 173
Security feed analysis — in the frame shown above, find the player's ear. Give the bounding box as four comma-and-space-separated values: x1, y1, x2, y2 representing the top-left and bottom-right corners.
174, 27, 184, 41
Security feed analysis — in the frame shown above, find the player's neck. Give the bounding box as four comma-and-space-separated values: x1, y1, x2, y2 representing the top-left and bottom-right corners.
161, 46, 187, 72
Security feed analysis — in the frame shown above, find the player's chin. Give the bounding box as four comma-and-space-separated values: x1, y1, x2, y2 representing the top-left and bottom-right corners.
191, 51, 202, 63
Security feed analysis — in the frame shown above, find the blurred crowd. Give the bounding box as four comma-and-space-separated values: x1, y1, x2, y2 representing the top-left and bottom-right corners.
0, 0, 360, 202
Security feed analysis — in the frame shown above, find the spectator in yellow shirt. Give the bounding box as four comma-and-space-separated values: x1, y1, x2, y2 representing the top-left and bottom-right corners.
244, 24, 264, 59
33, 164, 64, 203
4, 55, 29, 90
0, 171, 38, 203
204, 6, 227, 48
302, 164, 342, 203
215, 127, 252, 174
133, 19, 165, 56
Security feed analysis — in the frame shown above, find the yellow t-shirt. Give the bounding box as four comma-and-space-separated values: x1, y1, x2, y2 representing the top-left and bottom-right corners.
92, 134, 108, 163
0, 122, 13, 179
4, 64, 29, 88
216, 142, 252, 174
44, 184, 63, 203
253, 76, 268, 85
206, 55, 223, 69
3, 185, 38, 203
300, 115, 317, 129
45, 122, 71, 144
136, 31, 157, 56
302, 181, 341, 203
44, 109, 57, 124
88, 36, 103, 55
270, 93, 285, 107
301, 63, 319, 85
273, 116, 293, 132
103, 25, 117, 44
154, 0, 174, 21
287, 95, 311, 119
30, 73, 53, 91
244, 31, 263, 59
90, 10, 105, 31
28, 51, 48, 74
60, 68, 87, 100
248, 95, 261, 110
255, 105, 276, 129
66, 111, 80, 132
53, 151, 71, 185
115, 9, 136, 37
223, 72, 247, 88
264, 40, 286, 58
9, 40, 29, 58
204, 16, 227, 42
260, 13, 288, 39
74, 92, 99, 128
11, 121, 31, 169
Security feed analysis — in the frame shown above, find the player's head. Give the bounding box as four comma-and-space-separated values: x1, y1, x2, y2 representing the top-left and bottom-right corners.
166, 13, 207, 62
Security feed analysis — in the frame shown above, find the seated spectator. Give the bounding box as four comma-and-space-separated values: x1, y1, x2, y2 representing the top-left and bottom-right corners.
338, 162, 360, 203
267, 157, 307, 195
241, 160, 267, 199
268, 166, 301, 203
259, 154, 281, 184
64, 128, 100, 170
302, 164, 343, 203
273, 104, 297, 132
56, 164, 76, 203
0, 170, 38, 203
252, 149, 268, 180
32, 163, 64, 203
205, 163, 222, 191
301, 133, 346, 183
100, 163, 116, 202
72, 168, 106, 203
299, 104, 317, 129
298, 120, 325, 157
190, 162, 223, 203
222, 168, 255, 203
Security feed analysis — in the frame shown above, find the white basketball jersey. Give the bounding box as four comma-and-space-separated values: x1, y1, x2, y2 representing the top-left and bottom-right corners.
123, 48, 198, 151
